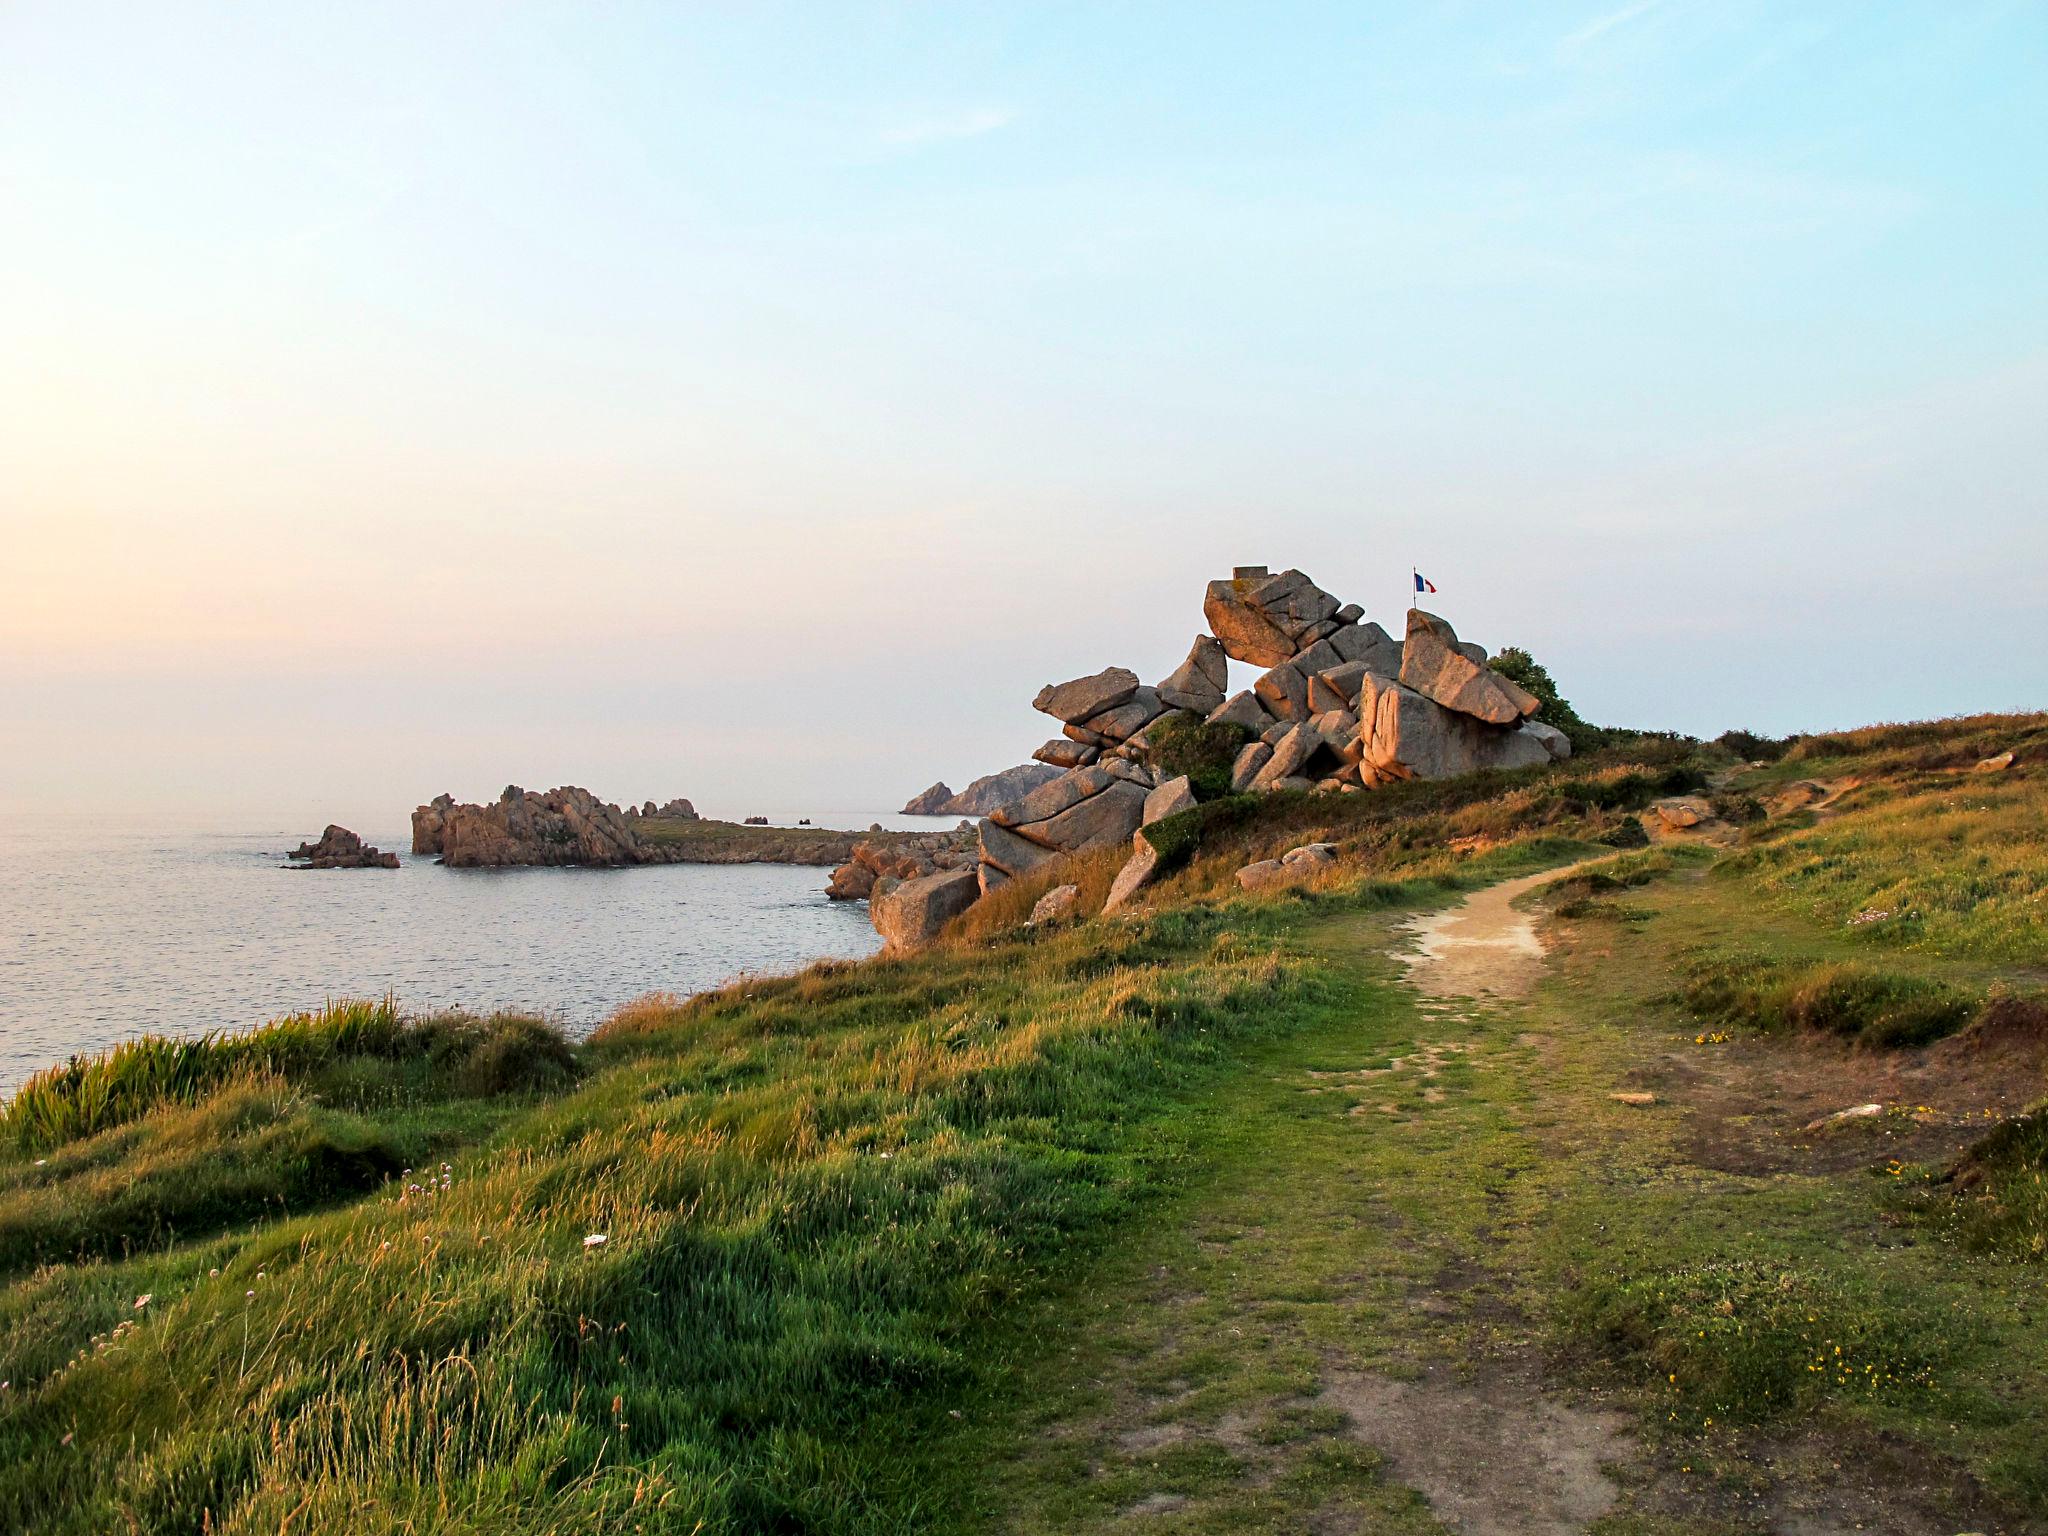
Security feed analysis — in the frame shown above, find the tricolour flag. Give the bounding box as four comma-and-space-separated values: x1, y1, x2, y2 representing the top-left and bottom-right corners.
1413, 571, 1437, 594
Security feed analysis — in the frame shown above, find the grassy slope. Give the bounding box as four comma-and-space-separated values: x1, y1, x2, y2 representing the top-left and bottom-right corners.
1, 715, 2043, 1532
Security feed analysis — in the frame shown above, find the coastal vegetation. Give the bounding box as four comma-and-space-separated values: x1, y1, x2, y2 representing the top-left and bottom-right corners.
1, 712, 2043, 1531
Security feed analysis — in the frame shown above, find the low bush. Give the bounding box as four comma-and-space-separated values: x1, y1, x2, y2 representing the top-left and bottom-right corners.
1562, 1257, 1947, 1425
1598, 817, 1650, 849
1142, 713, 1252, 801
1716, 728, 1790, 762
1676, 952, 1978, 1048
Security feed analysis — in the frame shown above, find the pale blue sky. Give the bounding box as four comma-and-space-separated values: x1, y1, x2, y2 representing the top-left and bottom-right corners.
3, 2, 2044, 821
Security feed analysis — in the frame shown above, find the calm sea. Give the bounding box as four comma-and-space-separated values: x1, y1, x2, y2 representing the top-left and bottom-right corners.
0, 811, 953, 1093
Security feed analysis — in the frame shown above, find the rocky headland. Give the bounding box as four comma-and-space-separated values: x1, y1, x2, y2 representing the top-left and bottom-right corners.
410, 786, 972, 871
901, 764, 1061, 817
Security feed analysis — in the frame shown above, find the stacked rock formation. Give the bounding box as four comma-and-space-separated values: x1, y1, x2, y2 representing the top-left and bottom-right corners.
287, 825, 400, 869
870, 565, 1571, 945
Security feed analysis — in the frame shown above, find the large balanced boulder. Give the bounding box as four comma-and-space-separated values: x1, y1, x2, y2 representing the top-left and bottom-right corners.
871, 867, 980, 949
1399, 610, 1539, 726
1203, 574, 1300, 666
1368, 684, 1551, 780
1034, 667, 1139, 725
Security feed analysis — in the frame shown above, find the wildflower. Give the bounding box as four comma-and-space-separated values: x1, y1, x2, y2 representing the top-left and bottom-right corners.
133, 1294, 152, 1310
584, 1233, 609, 1249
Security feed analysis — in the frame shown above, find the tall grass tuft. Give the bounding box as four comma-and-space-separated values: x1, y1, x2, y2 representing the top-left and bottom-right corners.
0, 1001, 573, 1155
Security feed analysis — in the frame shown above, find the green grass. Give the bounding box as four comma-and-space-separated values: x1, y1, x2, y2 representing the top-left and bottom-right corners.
1674, 949, 1982, 1047
0, 1001, 575, 1154
1, 711, 2043, 1531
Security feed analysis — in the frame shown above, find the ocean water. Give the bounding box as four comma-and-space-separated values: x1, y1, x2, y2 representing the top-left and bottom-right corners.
0, 812, 952, 1093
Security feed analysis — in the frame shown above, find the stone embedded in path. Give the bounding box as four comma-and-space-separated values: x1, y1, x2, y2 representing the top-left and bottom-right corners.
1033, 666, 1139, 725
1399, 610, 1539, 726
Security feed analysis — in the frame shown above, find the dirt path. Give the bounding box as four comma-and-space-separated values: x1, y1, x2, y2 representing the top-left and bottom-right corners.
1400, 860, 1600, 999
980, 863, 2042, 1536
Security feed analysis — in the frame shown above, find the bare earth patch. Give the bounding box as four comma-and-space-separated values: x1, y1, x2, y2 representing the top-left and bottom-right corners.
1322, 1363, 1630, 1536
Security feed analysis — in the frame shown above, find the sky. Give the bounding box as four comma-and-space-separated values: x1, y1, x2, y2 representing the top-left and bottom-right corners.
3, 0, 2044, 825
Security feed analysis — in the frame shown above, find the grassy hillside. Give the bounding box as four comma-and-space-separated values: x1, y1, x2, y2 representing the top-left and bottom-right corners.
2, 713, 2043, 1532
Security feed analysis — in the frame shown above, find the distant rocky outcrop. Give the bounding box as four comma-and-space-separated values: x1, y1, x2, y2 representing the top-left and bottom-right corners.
902, 782, 956, 815
901, 764, 1062, 817
287, 825, 399, 870
413, 786, 649, 868
627, 797, 699, 820
869, 564, 1572, 947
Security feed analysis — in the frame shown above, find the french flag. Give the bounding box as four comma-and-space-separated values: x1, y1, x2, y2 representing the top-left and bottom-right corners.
1414, 571, 1437, 594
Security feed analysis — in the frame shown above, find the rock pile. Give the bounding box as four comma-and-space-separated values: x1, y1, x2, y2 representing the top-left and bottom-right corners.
287, 825, 400, 869
871, 565, 1574, 946
824, 835, 980, 900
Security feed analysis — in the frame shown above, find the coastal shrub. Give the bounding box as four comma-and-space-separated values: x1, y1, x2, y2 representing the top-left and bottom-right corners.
1562, 1258, 1946, 1425
1676, 951, 1978, 1048
1717, 728, 1789, 762
1554, 764, 1703, 814
1144, 713, 1251, 801
1598, 816, 1651, 849
1488, 646, 1605, 754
